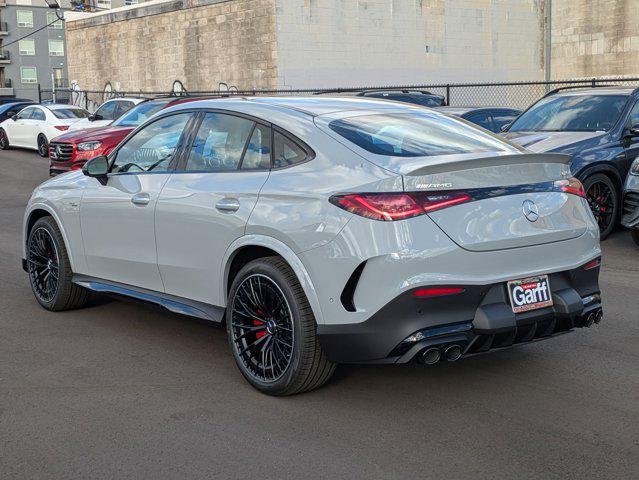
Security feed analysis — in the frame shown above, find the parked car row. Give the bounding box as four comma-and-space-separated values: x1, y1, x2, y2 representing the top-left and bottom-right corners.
3, 86, 639, 243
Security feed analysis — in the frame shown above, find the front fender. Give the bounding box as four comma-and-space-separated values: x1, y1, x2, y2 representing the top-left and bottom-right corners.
221, 235, 325, 325
23, 202, 75, 268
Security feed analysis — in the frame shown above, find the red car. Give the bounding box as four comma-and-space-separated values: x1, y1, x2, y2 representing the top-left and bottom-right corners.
48, 97, 207, 176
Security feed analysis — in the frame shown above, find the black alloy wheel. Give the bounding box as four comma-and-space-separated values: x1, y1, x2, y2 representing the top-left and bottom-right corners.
0, 129, 9, 150
28, 227, 60, 303
226, 257, 335, 395
584, 174, 618, 240
37, 135, 49, 157
230, 273, 295, 383
27, 216, 90, 311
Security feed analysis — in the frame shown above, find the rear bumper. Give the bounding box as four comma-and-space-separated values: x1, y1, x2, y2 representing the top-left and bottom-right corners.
317, 262, 601, 364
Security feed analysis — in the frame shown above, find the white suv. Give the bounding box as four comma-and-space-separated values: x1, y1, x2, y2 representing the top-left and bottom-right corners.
22, 97, 603, 395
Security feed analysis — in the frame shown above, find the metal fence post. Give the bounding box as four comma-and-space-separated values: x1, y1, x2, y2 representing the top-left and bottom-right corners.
37, 84, 42, 104
446, 84, 451, 106
592, 77, 596, 87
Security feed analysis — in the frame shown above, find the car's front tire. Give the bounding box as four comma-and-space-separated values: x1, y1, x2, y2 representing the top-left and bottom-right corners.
584, 173, 618, 240
226, 256, 335, 395
0, 129, 9, 150
27, 216, 90, 311
37, 134, 49, 157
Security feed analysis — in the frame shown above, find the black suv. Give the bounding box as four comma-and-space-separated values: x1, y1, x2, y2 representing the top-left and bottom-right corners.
503, 86, 639, 239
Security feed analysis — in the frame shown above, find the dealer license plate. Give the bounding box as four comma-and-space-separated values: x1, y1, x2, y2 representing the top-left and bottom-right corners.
507, 275, 553, 313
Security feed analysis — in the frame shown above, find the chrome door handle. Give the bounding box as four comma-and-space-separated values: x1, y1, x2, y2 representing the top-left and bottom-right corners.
131, 193, 151, 206
215, 198, 240, 212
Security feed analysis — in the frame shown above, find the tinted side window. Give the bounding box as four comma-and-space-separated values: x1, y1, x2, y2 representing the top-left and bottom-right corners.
273, 131, 307, 168
16, 107, 35, 120
241, 124, 271, 170
186, 113, 254, 171
95, 101, 117, 120
112, 113, 191, 174
628, 101, 639, 127
31, 108, 46, 121
464, 112, 493, 131
114, 101, 134, 118
492, 110, 520, 132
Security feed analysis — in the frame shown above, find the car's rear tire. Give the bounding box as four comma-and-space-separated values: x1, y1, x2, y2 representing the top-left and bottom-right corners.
584, 173, 618, 240
27, 216, 90, 311
632, 229, 639, 246
226, 256, 335, 395
37, 134, 49, 158
0, 129, 9, 150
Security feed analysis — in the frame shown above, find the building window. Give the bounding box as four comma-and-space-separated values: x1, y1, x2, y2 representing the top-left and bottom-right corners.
19, 39, 35, 56
47, 12, 63, 29
20, 66, 37, 84
48, 39, 64, 57
17, 10, 34, 28
96, 0, 112, 9
125, 0, 138, 4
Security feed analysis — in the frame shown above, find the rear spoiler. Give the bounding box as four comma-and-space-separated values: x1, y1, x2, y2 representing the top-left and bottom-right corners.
405, 153, 571, 177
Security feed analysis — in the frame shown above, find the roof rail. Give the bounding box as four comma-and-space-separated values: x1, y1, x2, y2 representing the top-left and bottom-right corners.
543, 83, 634, 98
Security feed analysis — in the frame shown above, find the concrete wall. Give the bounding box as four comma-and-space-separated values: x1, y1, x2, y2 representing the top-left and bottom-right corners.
274, 0, 547, 88
550, 0, 639, 79
66, 0, 279, 92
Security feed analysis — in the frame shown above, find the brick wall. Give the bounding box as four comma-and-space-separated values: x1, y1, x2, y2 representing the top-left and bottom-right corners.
65, 0, 278, 92
551, 0, 639, 78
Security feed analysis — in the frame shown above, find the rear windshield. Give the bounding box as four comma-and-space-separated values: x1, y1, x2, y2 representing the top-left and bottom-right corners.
113, 100, 172, 127
328, 112, 517, 157
52, 108, 90, 119
509, 94, 628, 132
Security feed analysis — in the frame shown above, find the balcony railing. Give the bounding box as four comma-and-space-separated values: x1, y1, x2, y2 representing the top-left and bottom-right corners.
0, 22, 8, 34
0, 51, 10, 62
4, 78, 12, 88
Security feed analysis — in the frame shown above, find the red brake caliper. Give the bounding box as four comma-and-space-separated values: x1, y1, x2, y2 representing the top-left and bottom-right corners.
254, 309, 266, 339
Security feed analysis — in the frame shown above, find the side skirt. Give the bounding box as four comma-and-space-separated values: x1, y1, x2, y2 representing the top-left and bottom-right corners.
72, 274, 225, 323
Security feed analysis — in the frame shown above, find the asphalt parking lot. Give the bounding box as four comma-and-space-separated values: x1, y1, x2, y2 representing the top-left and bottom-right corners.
1, 148, 638, 480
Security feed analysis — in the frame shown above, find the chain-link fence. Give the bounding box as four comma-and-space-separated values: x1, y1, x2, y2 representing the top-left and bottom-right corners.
36, 77, 639, 112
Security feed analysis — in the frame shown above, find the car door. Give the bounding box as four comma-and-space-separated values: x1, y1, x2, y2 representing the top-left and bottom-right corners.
80, 111, 194, 291
27, 107, 47, 148
155, 111, 272, 306
7, 106, 37, 146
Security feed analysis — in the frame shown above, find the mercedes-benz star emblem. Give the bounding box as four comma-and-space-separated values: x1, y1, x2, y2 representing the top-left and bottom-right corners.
522, 199, 540, 222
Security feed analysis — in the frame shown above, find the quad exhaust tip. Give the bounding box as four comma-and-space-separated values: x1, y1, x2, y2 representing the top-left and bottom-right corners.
419, 344, 463, 364
444, 344, 463, 362
421, 347, 441, 365
583, 308, 603, 328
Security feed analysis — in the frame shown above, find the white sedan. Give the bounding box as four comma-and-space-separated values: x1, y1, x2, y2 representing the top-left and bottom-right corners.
66, 97, 145, 132
0, 104, 91, 157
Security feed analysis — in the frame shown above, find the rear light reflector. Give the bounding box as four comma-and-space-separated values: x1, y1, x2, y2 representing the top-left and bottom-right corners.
555, 177, 586, 198
412, 286, 465, 298
329, 191, 472, 221
583, 257, 601, 270
54, 126, 70, 131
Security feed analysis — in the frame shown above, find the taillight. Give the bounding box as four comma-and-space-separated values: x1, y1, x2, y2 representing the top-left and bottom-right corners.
54, 126, 69, 131
412, 286, 465, 298
329, 191, 471, 221
555, 177, 586, 198
329, 193, 422, 221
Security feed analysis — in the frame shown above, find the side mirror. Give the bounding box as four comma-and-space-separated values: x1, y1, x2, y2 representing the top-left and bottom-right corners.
88, 114, 103, 122
82, 155, 109, 184
11, 115, 17, 121
627, 124, 639, 138
500, 122, 512, 132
